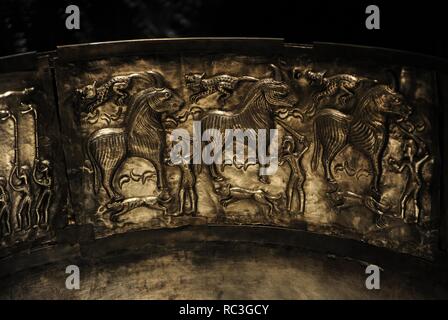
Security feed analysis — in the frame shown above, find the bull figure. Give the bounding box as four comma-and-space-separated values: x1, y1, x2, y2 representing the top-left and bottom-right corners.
87, 72, 184, 202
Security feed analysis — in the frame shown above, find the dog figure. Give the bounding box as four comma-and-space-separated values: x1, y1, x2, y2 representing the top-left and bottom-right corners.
216, 183, 282, 217
105, 196, 168, 222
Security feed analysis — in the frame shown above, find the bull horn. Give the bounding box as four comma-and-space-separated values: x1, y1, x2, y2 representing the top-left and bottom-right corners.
293, 67, 301, 79
144, 70, 165, 88
270, 64, 282, 81
385, 69, 399, 92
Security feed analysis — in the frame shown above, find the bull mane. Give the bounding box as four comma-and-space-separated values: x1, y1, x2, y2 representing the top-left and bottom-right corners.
358, 85, 393, 107
240, 78, 275, 107
125, 87, 163, 125
354, 84, 395, 121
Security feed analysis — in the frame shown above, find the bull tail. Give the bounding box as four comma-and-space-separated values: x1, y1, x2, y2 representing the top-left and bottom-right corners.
311, 120, 321, 171
86, 139, 101, 195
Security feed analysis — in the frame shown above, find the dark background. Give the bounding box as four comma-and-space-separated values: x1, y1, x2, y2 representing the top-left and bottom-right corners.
0, 0, 446, 58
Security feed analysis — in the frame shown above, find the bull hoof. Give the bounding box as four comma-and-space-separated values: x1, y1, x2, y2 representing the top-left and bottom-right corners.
158, 192, 172, 203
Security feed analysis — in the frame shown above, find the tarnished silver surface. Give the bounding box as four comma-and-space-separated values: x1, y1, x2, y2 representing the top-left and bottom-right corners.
47, 38, 442, 259
0, 39, 444, 266
0, 53, 68, 254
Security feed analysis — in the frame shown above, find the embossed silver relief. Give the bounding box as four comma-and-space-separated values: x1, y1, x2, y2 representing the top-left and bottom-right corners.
292, 66, 433, 228
295, 68, 378, 116
78, 67, 431, 223
185, 73, 258, 106
0, 88, 53, 242
33, 158, 52, 227
76, 66, 299, 224
312, 85, 411, 224
69, 58, 435, 258
75, 71, 183, 225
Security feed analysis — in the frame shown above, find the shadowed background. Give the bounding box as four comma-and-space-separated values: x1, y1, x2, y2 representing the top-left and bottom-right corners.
0, 0, 446, 58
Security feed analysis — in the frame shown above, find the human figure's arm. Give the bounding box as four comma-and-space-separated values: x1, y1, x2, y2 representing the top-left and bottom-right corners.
32, 160, 52, 187
295, 144, 310, 160
32, 160, 41, 185
0, 186, 8, 203
45, 176, 52, 187
278, 154, 288, 166
9, 165, 22, 192
0, 109, 11, 121
416, 154, 430, 167
396, 163, 407, 173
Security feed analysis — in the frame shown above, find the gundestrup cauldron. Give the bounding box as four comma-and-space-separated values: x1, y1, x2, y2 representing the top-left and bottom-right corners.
0, 38, 447, 299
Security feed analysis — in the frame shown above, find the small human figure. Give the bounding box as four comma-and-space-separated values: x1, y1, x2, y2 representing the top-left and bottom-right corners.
9, 164, 34, 230
166, 155, 197, 216
33, 158, 52, 227
0, 176, 12, 237
388, 139, 430, 223
279, 135, 309, 214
